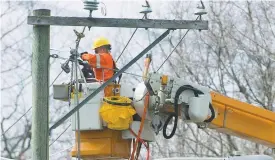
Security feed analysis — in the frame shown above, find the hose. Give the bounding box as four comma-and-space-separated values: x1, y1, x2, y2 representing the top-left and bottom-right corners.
163, 85, 194, 139
162, 85, 215, 139
204, 103, 215, 123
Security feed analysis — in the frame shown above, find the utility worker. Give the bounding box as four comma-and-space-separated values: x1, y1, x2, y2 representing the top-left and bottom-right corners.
80, 37, 119, 82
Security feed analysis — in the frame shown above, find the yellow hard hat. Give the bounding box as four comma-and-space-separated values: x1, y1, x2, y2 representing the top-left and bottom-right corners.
93, 37, 110, 49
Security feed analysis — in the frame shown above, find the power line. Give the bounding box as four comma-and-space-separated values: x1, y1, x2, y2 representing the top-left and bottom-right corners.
1, 70, 63, 136
26, 145, 73, 160
49, 54, 68, 60
49, 124, 71, 146
50, 70, 63, 87
157, 30, 190, 71
157, 16, 199, 71
116, 28, 138, 62
1, 107, 32, 136
2, 56, 213, 144
50, 48, 70, 52
24, 124, 72, 160
49, 146, 74, 158
116, 15, 145, 63
1, 67, 145, 137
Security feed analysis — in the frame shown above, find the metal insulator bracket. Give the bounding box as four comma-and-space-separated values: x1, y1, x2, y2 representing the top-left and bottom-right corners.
194, 8, 207, 17
73, 29, 85, 39
140, 0, 152, 19
140, 6, 152, 14
194, 0, 207, 20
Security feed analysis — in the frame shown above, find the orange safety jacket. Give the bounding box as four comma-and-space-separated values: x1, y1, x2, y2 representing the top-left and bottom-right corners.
81, 52, 115, 82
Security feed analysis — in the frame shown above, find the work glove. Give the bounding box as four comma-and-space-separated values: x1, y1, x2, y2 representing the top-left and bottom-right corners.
78, 59, 84, 65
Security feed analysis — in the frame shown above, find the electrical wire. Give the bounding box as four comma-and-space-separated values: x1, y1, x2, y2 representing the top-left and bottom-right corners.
157, 16, 200, 71
26, 145, 73, 160
3, 58, 214, 137
116, 28, 138, 62
2, 69, 66, 160
129, 128, 149, 160
49, 146, 74, 158
0, 67, 143, 138
162, 85, 215, 139
50, 54, 67, 60
24, 123, 72, 160
50, 48, 69, 52
25, 116, 71, 159
50, 70, 64, 87
1, 54, 212, 151
1, 107, 32, 136
116, 15, 145, 63
49, 124, 71, 147
1, 69, 64, 137
3, 7, 208, 159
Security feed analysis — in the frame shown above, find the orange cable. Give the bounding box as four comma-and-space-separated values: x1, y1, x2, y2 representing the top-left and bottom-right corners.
130, 93, 150, 160
129, 128, 149, 160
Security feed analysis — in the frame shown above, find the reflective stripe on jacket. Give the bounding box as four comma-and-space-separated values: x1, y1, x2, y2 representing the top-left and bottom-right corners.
81, 52, 115, 81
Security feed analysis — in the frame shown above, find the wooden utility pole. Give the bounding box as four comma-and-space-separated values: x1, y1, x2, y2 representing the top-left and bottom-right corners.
31, 9, 50, 160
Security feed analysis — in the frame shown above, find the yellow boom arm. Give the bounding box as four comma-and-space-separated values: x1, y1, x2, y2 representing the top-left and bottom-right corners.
209, 92, 275, 148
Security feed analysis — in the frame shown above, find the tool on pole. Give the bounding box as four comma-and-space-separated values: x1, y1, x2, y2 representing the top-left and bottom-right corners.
58, 26, 87, 160
142, 53, 152, 81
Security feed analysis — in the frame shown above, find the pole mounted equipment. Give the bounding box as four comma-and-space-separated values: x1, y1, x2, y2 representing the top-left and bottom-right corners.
83, 0, 100, 30
83, 0, 99, 17
60, 29, 86, 74
194, 0, 207, 20
140, 0, 152, 20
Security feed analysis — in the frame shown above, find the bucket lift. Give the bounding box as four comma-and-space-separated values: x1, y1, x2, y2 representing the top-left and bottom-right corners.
54, 77, 134, 159
53, 53, 275, 160
51, 1, 275, 160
